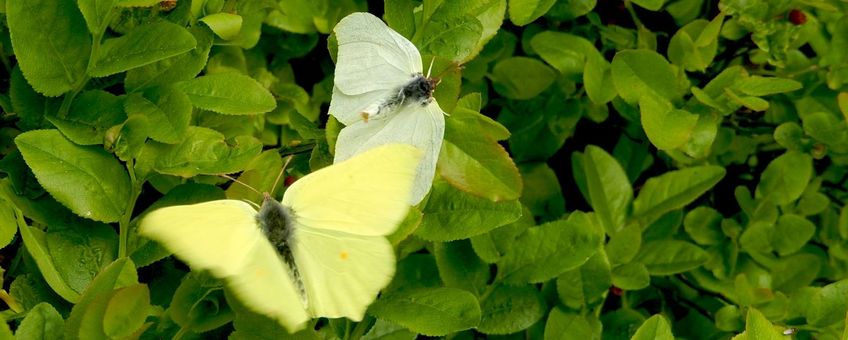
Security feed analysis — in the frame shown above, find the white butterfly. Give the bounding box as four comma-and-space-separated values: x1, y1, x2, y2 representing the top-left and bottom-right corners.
329, 12, 446, 205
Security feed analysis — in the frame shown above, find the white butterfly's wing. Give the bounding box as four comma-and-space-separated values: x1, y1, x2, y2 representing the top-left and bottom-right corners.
292, 226, 395, 320
329, 86, 394, 125
138, 200, 309, 333
333, 12, 422, 97
137, 200, 261, 278
334, 102, 446, 205
282, 144, 422, 236
225, 235, 310, 332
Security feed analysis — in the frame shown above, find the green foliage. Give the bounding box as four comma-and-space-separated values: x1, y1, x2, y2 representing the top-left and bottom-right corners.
1, 0, 847, 339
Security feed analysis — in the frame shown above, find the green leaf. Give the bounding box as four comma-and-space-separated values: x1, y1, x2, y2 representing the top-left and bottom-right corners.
18, 221, 84, 303
439, 106, 521, 201
732, 76, 803, 96
803, 112, 848, 146
16, 130, 131, 222
46, 90, 126, 145
631, 315, 674, 340
46, 223, 118, 295
639, 94, 699, 150
7, 0, 90, 96
556, 252, 611, 309
175, 72, 277, 114
635, 240, 707, 275
499, 212, 603, 284
170, 272, 233, 332
124, 86, 192, 144
65, 258, 138, 340
611, 50, 679, 104
611, 262, 650, 290
416, 11, 483, 62
518, 162, 566, 220
632, 165, 725, 225
417, 179, 523, 241
0, 198, 18, 249
9, 66, 55, 131
582, 145, 632, 233
15, 303, 64, 339
544, 307, 596, 340
499, 96, 581, 162
755, 151, 812, 205
683, 206, 724, 245
477, 284, 546, 335
103, 284, 150, 338
361, 319, 417, 340
772, 214, 815, 255
631, 0, 665, 10
433, 240, 489, 296
78, 0, 118, 33
808, 279, 848, 327
531, 31, 602, 79
668, 17, 722, 72
369, 287, 482, 336
490, 57, 556, 100
744, 308, 785, 339
470, 207, 534, 263
200, 13, 243, 40
146, 126, 263, 177
606, 224, 641, 265
509, 0, 557, 26
90, 21, 197, 77
125, 26, 215, 91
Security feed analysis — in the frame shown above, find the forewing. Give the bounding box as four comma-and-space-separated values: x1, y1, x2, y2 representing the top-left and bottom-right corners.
225, 236, 310, 333
333, 12, 422, 96
282, 144, 422, 236
137, 200, 261, 278
334, 102, 446, 205
292, 226, 395, 320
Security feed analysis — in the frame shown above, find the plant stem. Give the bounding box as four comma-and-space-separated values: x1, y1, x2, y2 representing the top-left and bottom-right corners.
0, 290, 23, 313
119, 159, 141, 258
623, 1, 646, 30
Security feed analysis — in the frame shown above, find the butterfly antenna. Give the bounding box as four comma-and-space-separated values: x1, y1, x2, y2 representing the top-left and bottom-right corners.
219, 174, 263, 196
426, 57, 436, 78
269, 155, 294, 198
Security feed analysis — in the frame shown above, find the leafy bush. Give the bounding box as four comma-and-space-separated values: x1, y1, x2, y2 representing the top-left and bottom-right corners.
1, 0, 847, 339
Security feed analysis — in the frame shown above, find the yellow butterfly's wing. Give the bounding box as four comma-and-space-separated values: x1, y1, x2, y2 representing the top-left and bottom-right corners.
281, 143, 422, 236
334, 102, 445, 205
291, 226, 395, 320
137, 200, 261, 278
225, 234, 310, 332
138, 200, 309, 333
332, 12, 422, 97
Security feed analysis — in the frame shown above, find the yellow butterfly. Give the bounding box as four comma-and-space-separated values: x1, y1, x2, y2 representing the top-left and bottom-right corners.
138, 144, 422, 332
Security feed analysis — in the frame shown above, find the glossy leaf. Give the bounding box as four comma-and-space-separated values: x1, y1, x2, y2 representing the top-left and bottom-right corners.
369, 287, 482, 336
16, 130, 131, 222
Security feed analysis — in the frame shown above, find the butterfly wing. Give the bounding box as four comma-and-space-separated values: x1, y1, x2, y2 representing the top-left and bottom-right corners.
334, 102, 446, 205
291, 226, 395, 320
137, 200, 262, 278
282, 143, 422, 236
225, 234, 310, 332
333, 12, 422, 96
138, 200, 309, 333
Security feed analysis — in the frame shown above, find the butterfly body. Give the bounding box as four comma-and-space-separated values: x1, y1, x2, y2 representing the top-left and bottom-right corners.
362, 73, 437, 122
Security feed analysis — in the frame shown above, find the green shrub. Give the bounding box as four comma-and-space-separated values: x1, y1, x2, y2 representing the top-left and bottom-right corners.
0, 0, 847, 339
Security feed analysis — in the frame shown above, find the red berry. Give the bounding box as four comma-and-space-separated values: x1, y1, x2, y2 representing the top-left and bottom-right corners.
284, 175, 298, 186
789, 9, 807, 25
610, 286, 623, 296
